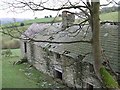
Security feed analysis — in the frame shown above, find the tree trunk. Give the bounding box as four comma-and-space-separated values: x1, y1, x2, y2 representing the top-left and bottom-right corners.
91, 0, 102, 79
90, 1, 120, 88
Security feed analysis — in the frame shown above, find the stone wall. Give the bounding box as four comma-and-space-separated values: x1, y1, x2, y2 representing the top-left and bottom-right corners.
26, 42, 32, 63
33, 45, 47, 73
62, 55, 75, 87
20, 40, 25, 58
20, 40, 102, 88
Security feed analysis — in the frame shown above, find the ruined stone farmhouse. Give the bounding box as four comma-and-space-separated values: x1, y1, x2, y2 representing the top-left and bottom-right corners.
20, 11, 120, 88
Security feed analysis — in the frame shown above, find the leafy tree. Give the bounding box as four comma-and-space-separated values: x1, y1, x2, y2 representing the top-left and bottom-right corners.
44, 16, 49, 18
58, 14, 62, 17
20, 22, 24, 26
34, 17, 37, 19
49, 15, 52, 18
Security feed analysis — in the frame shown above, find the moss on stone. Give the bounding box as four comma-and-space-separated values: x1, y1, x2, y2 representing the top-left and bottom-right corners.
100, 66, 119, 88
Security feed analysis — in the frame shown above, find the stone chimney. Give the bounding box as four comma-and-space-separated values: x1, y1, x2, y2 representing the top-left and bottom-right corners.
62, 11, 75, 29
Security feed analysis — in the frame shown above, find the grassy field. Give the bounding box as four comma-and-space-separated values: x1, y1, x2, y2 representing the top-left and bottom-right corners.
1, 11, 118, 29
100, 11, 118, 21
2, 49, 38, 88
24, 11, 118, 24
1, 25, 29, 49
1, 17, 61, 28
2, 49, 65, 88
24, 17, 61, 25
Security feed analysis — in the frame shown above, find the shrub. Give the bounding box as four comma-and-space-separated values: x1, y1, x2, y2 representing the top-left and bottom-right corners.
12, 39, 20, 49
58, 14, 62, 17
2, 49, 12, 57
20, 22, 24, 26
49, 15, 52, 18
2, 39, 20, 49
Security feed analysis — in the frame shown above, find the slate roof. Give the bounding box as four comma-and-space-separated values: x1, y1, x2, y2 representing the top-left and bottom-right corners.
100, 25, 119, 72
23, 23, 119, 73
21, 22, 61, 38
34, 25, 92, 58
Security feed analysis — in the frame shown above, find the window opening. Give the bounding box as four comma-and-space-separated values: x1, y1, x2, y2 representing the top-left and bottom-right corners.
87, 83, 93, 90
24, 42, 27, 53
54, 70, 62, 80
56, 53, 61, 59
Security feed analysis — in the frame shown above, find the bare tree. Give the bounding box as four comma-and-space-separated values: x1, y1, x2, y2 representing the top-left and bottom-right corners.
1, 0, 119, 88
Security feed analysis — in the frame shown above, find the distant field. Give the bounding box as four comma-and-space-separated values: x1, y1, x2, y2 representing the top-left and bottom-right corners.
25, 11, 118, 23
25, 11, 118, 24
1, 11, 118, 28
1, 25, 29, 49
1, 17, 61, 29
24, 17, 62, 25
100, 11, 118, 21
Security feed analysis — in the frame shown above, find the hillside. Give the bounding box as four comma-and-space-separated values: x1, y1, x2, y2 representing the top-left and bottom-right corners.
24, 17, 62, 25
1, 11, 118, 28
25, 11, 118, 24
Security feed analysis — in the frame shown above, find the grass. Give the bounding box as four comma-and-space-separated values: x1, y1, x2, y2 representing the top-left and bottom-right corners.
0, 25, 29, 49
2, 49, 38, 88
2, 49, 65, 88
24, 17, 61, 25
24, 11, 118, 25
1, 17, 62, 28
100, 11, 118, 21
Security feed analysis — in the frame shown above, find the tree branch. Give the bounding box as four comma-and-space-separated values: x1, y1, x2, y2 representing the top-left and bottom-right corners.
7, 1, 88, 11
27, 38, 91, 44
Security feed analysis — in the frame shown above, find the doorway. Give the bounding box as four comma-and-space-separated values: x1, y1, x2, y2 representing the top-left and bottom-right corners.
87, 83, 93, 90
54, 70, 62, 80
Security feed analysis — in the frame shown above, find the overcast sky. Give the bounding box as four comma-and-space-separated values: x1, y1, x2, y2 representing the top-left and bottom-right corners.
0, 0, 119, 19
